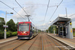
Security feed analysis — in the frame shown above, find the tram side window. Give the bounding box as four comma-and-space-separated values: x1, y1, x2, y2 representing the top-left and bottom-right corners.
32, 27, 34, 33
30, 26, 32, 32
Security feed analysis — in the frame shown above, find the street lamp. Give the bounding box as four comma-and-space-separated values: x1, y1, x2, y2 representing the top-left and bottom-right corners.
4, 11, 13, 39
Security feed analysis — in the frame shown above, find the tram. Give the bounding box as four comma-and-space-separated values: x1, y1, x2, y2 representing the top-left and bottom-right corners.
17, 22, 38, 39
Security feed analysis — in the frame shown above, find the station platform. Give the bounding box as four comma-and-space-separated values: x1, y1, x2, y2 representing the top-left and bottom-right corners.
47, 33, 75, 49
0, 36, 17, 44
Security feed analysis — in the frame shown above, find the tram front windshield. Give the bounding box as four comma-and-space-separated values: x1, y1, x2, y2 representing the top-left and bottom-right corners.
19, 24, 29, 31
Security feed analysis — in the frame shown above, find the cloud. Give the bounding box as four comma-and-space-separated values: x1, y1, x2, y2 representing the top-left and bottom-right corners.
58, 14, 75, 19
0, 13, 5, 17
0, 0, 75, 30
36, 21, 52, 30
12, 1, 38, 22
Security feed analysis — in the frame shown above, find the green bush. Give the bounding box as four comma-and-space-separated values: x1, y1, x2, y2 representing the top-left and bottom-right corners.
0, 31, 4, 39
7, 31, 12, 37
7, 31, 17, 37
7, 32, 10, 37
12, 31, 17, 36
73, 32, 75, 36
0, 31, 17, 39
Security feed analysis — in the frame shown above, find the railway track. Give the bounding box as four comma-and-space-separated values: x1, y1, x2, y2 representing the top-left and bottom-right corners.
0, 39, 28, 50
13, 40, 29, 50
42, 33, 69, 50
42, 35, 44, 50
46, 35, 65, 50
28, 35, 39, 50
28, 34, 40, 50
0, 39, 18, 48
46, 34, 71, 50
0, 33, 71, 50
13, 34, 41, 50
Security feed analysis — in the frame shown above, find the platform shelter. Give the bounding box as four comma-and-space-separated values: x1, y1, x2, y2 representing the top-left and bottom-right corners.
51, 17, 73, 39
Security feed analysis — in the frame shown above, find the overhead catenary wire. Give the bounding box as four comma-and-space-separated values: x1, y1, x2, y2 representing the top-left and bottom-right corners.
15, 0, 28, 15
44, 0, 50, 21
49, 6, 58, 21
48, 0, 63, 22
15, 0, 31, 22
0, 0, 35, 26
0, 1, 26, 19
15, 0, 35, 25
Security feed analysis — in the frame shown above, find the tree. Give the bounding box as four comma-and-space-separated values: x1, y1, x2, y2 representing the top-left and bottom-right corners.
0, 17, 5, 31
73, 28, 75, 30
48, 25, 53, 33
46, 30, 48, 33
7, 19, 16, 32
38, 30, 41, 33
15, 22, 18, 30
48, 25, 57, 33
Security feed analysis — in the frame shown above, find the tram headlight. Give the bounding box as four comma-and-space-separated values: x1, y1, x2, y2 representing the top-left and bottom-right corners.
24, 31, 26, 33
18, 33, 20, 35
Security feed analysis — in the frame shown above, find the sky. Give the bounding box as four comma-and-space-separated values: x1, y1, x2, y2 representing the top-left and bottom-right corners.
0, 0, 75, 30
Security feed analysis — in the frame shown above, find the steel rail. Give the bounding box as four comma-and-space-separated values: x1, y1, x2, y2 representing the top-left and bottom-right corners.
28, 34, 39, 50
13, 40, 29, 50
46, 35, 62, 50
0, 39, 18, 48
47, 34, 72, 50
45, 35, 55, 50
42, 34, 44, 50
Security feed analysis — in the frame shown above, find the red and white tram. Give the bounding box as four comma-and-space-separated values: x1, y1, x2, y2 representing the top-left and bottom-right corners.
17, 22, 37, 39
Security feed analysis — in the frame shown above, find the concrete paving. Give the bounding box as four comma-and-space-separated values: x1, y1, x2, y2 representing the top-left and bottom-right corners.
47, 33, 75, 49
0, 36, 17, 44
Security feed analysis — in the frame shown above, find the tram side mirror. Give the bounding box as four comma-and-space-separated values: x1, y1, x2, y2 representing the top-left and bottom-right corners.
32, 27, 34, 30
33, 27, 34, 29
15, 24, 18, 28
15, 22, 18, 28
